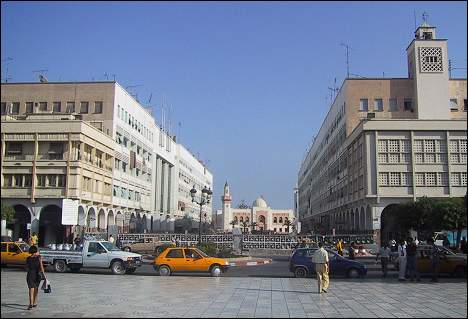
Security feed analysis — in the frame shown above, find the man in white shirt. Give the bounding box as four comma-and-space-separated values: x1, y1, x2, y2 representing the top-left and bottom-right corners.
312, 242, 329, 294
398, 239, 407, 281
108, 234, 115, 245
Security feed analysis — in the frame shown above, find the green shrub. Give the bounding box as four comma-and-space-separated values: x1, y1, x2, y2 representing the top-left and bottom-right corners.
196, 242, 217, 256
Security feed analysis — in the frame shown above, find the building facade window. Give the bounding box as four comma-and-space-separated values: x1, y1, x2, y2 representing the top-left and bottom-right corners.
11, 102, 20, 114
38, 102, 48, 112
0, 102, 6, 114
25, 102, 33, 114
389, 98, 398, 111
359, 99, 368, 111
403, 98, 412, 111
80, 102, 89, 114
449, 99, 458, 111
94, 101, 103, 114
374, 99, 383, 111
53, 102, 61, 113
66, 102, 75, 113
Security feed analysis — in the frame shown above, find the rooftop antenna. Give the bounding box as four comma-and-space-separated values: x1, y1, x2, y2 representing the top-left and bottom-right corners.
32, 69, 48, 82
178, 121, 182, 143
422, 12, 429, 25
148, 93, 153, 104
104, 72, 109, 80
449, 59, 467, 78
328, 77, 339, 101
2, 57, 13, 83
340, 42, 351, 78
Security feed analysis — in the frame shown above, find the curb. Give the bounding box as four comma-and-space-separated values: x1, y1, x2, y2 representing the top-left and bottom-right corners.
229, 259, 272, 267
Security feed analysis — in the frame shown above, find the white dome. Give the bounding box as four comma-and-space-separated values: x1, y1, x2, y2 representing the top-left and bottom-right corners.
253, 197, 268, 208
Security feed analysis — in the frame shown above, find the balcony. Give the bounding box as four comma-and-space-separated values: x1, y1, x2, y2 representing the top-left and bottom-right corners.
3, 154, 35, 161
37, 154, 65, 160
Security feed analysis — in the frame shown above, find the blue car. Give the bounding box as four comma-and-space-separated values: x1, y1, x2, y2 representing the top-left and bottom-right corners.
289, 248, 367, 278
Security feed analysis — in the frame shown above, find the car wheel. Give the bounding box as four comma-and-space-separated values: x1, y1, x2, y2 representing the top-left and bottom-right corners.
210, 265, 221, 277
125, 268, 137, 274
123, 246, 131, 252
294, 267, 307, 278
54, 260, 67, 273
159, 265, 171, 276
111, 260, 126, 275
453, 266, 466, 278
347, 268, 360, 279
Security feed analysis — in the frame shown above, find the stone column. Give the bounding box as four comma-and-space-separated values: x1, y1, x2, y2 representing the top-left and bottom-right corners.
162, 162, 169, 214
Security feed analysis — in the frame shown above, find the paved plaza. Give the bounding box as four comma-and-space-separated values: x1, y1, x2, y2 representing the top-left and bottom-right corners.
1, 270, 467, 318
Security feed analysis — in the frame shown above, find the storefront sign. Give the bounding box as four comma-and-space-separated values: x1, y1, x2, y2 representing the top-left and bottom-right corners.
62, 199, 79, 225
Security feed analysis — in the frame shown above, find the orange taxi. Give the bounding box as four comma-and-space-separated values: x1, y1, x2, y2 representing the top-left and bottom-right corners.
153, 247, 230, 276
1, 241, 31, 266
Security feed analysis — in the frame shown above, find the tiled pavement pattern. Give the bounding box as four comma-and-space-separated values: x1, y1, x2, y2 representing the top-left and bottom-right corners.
1, 271, 466, 318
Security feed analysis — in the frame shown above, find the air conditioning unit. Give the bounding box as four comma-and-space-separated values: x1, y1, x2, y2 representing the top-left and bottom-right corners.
367, 112, 375, 119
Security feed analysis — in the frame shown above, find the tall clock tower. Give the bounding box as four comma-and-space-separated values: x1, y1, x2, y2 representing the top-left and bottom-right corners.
406, 17, 450, 120
221, 181, 232, 230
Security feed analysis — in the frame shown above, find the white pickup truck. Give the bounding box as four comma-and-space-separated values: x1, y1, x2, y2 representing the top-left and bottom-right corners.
40, 240, 142, 275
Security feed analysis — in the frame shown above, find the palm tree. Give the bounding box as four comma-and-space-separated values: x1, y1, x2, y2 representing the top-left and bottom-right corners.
229, 219, 238, 229
283, 219, 293, 233
250, 222, 258, 233
240, 221, 249, 233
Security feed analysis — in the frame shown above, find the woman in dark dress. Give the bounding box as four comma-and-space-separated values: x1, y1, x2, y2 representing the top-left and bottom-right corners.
26, 245, 46, 310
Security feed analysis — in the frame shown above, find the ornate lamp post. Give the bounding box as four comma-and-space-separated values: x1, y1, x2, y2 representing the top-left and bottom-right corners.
190, 185, 212, 244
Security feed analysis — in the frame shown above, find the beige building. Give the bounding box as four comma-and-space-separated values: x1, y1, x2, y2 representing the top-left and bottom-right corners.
297, 22, 467, 244
1, 114, 116, 246
1, 81, 212, 245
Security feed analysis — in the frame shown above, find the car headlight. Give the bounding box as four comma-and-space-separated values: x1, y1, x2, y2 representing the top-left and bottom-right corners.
225, 261, 229, 265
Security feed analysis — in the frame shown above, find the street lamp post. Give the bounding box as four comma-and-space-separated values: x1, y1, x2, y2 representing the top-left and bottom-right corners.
190, 185, 212, 244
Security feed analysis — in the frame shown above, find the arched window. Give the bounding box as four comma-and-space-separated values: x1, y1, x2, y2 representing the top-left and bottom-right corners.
273, 217, 277, 223
246, 217, 249, 222
279, 217, 283, 224
259, 215, 265, 224
234, 216, 238, 223
240, 216, 244, 222
285, 217, 288, 222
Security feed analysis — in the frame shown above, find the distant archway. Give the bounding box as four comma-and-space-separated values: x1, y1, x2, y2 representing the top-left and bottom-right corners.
8, 205, 31, 242
116, 212, 124, 233
97, 209, 106, 230
39, 205, 64, 247
380, 204, 402, 245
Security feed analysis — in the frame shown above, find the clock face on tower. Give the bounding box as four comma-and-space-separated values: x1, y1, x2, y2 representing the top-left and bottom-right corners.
419, 47, 443, 73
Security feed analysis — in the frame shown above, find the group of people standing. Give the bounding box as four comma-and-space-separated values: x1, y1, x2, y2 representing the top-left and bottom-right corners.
376, 237, 443, 282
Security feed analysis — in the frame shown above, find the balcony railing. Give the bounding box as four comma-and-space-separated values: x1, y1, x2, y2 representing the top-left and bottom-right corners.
37, 154, 64, 160
3, 154, 35, 161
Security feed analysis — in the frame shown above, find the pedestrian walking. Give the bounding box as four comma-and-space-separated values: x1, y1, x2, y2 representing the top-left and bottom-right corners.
397, 239, 407, 281
115, 236, 122, 249
414, 237, 419, 246
108, 234, 115, 245
375, 243, 391, 278
348, 242, 356, 260
428, 238, 441, 282
406, 237, 420, 282
312, 242, 329, 294
336, 239, 343, 256
26, 245, 46, 310
29, 232, 38, 247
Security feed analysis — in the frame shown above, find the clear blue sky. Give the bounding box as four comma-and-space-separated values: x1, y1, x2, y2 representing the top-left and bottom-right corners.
2, 1, 467, 210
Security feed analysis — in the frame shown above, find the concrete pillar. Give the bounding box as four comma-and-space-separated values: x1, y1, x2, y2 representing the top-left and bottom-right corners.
162, 162, 169, 214
155, 158, 162, 213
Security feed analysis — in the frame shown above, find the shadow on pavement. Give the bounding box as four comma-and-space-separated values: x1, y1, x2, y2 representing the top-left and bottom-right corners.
1, 303, 28, 311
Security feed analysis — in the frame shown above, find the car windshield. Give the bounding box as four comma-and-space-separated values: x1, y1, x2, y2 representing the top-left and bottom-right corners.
438, 246, 456, 255
195, 248, 208, 257
100, 241, 121, 251
18, 243, 30, 252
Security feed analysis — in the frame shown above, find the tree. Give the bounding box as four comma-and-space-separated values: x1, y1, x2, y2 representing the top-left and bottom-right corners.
436, 197, 467, 247
283, 219, 293, 233
177, 215, 194, 233
240, 220, 249, 233
1, 202, 15, 222
229, 219, 238, 229
250, 222, 258, 232
237, 200, 251, 209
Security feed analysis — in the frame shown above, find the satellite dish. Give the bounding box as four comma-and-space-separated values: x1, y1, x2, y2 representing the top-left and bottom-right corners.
39, 74, 48, 83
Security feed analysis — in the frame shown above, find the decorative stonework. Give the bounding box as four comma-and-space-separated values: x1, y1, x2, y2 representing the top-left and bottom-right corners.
419, 47, 443, 72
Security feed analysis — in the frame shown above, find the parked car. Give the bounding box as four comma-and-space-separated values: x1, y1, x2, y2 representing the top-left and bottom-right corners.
392, 244, 467, 277
122, 238, 175, 255
153, 247, 230, 277
40, 240, 142, 275
1, 241, 30, 266
289, 248, 367, 278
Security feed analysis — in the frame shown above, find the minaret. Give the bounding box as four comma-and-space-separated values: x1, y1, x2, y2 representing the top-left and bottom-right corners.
221, 181, 232, 230
406, 15, 450, 120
